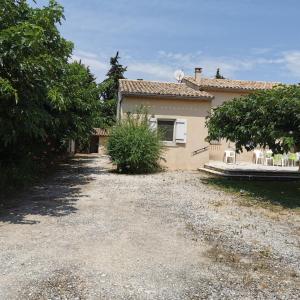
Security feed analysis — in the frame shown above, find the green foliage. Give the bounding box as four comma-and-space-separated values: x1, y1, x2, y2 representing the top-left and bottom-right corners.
49, 61, 101, 141
0, 0, 72, 149
215, 68, 225, 79
107, 111, 163, 173
99, 98, 118, 127
206, 84, 300, 154
0, 0, 101, 191
99, 52, 127, 127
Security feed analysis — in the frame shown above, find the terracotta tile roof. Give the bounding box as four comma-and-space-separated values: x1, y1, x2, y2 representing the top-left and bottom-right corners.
93, 128, 109, 136
119, 79, 214, 99
184, 76, 279, 92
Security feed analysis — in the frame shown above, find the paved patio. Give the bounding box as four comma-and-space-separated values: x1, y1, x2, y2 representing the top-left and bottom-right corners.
206, 160, 299, 172
201, 161, 300, 180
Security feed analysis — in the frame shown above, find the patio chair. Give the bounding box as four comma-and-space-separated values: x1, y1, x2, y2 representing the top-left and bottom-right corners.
264, 150, 273, 166
288, 153, 298, 166
253, 149, 264, 164
224, 149, 236, 164
273, 154, 284, 166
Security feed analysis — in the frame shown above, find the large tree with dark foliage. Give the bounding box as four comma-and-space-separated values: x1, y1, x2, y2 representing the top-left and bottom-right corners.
206, 85, 300, 169
99, 52, 127, 127
215, 68, 225, 79
0, 0, 101, 190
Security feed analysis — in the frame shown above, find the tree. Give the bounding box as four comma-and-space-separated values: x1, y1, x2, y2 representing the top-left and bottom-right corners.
0, 0, 73, 152
0, 0, 101, 189
49, 61, 101, 150
99, 52, 127, 127
206, 85, 300, 169
215, 68, 225, 79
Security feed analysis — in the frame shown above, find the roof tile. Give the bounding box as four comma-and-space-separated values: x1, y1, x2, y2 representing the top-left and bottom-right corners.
93, 128, 109, 136
119, 79, 214, 99
184, 77, 279, 91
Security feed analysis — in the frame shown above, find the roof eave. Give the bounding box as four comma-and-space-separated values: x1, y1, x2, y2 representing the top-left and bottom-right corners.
120, 91, 214, 101
198, 86, 270, 93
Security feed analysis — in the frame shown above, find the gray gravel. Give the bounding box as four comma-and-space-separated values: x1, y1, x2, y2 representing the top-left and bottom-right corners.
0, 154, 299, 299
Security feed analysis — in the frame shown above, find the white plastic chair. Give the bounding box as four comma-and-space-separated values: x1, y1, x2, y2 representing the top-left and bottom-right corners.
264, 150, 273, 166
253, 149, 264, 164
273, 154, 285, 167
287, 153, 298, 166
224, 149, 236, 164
283, 153, 289, 167
296, 153, 300, 166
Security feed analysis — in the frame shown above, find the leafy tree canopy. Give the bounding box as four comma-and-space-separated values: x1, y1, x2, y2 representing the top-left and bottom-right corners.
206, 85, 300, 155
0, 0, 101, 182
50, 61, 101, 142
0, 0, 73, 148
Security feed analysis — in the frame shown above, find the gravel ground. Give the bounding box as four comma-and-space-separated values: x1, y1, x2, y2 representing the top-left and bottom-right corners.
0, 154, 299, 299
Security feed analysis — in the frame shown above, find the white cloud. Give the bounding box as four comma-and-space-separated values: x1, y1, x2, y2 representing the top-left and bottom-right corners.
250, 48, 272, 55
70, 48, 300, 83
128, 62, 175, 80
158, 51, 259, 78
72, 54, 108, 71
75, 50, 99, 59
282, 51, 300, 77
157, 50, 300, 80
71, 51, 109, 77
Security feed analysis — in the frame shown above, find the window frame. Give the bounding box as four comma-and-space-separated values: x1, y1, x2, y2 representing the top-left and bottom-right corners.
157, 118, 176, 145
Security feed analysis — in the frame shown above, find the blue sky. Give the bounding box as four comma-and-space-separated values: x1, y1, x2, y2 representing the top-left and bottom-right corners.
32, 0, 300, 83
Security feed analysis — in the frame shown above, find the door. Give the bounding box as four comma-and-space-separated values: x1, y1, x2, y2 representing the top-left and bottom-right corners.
90, 136, 99, 153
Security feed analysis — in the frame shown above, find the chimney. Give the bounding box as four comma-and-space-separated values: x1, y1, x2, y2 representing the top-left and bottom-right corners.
195, 67, 202, 81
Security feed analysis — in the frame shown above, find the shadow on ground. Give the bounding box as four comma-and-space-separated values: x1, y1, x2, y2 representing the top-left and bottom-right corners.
0, 155, 108, 224
202, 177, 300, 210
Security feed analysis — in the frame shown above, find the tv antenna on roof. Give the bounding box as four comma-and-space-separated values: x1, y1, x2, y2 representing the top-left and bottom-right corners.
174, 69, 185, 83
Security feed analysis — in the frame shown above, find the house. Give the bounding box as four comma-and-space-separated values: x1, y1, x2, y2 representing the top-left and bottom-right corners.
90, 128, 109, 154
117, 68, 278, 170
72, 128, 109, 154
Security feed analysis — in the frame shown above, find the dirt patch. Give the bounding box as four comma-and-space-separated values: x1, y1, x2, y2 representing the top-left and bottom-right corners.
19, 269, 87, 300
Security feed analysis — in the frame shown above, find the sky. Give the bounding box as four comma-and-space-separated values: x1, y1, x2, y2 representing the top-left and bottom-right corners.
31, 0, 300, 83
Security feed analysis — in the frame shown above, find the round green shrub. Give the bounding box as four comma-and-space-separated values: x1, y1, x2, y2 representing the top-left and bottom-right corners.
107, 114, 163, 173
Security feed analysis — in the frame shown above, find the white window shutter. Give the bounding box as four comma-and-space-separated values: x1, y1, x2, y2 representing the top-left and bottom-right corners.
149, 117, 157, 131
175, 119, 187, 143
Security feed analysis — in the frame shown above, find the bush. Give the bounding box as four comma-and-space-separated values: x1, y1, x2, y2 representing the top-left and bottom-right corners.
107, 113, 163, 173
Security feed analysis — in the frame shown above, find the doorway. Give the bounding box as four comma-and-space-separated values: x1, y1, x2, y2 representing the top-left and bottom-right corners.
89, 136, 99, 153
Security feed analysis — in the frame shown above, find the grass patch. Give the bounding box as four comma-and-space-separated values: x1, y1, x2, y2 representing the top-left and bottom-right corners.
202, 177, 300, 212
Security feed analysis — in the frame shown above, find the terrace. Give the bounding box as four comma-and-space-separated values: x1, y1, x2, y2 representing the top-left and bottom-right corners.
200, 160, 300, 180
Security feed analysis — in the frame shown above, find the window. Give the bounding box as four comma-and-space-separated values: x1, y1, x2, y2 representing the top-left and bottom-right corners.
149, 118, 187, 145
157, 120, 175, 142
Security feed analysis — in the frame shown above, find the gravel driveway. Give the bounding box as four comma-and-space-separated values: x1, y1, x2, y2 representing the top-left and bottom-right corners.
0, 155, 299, 299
